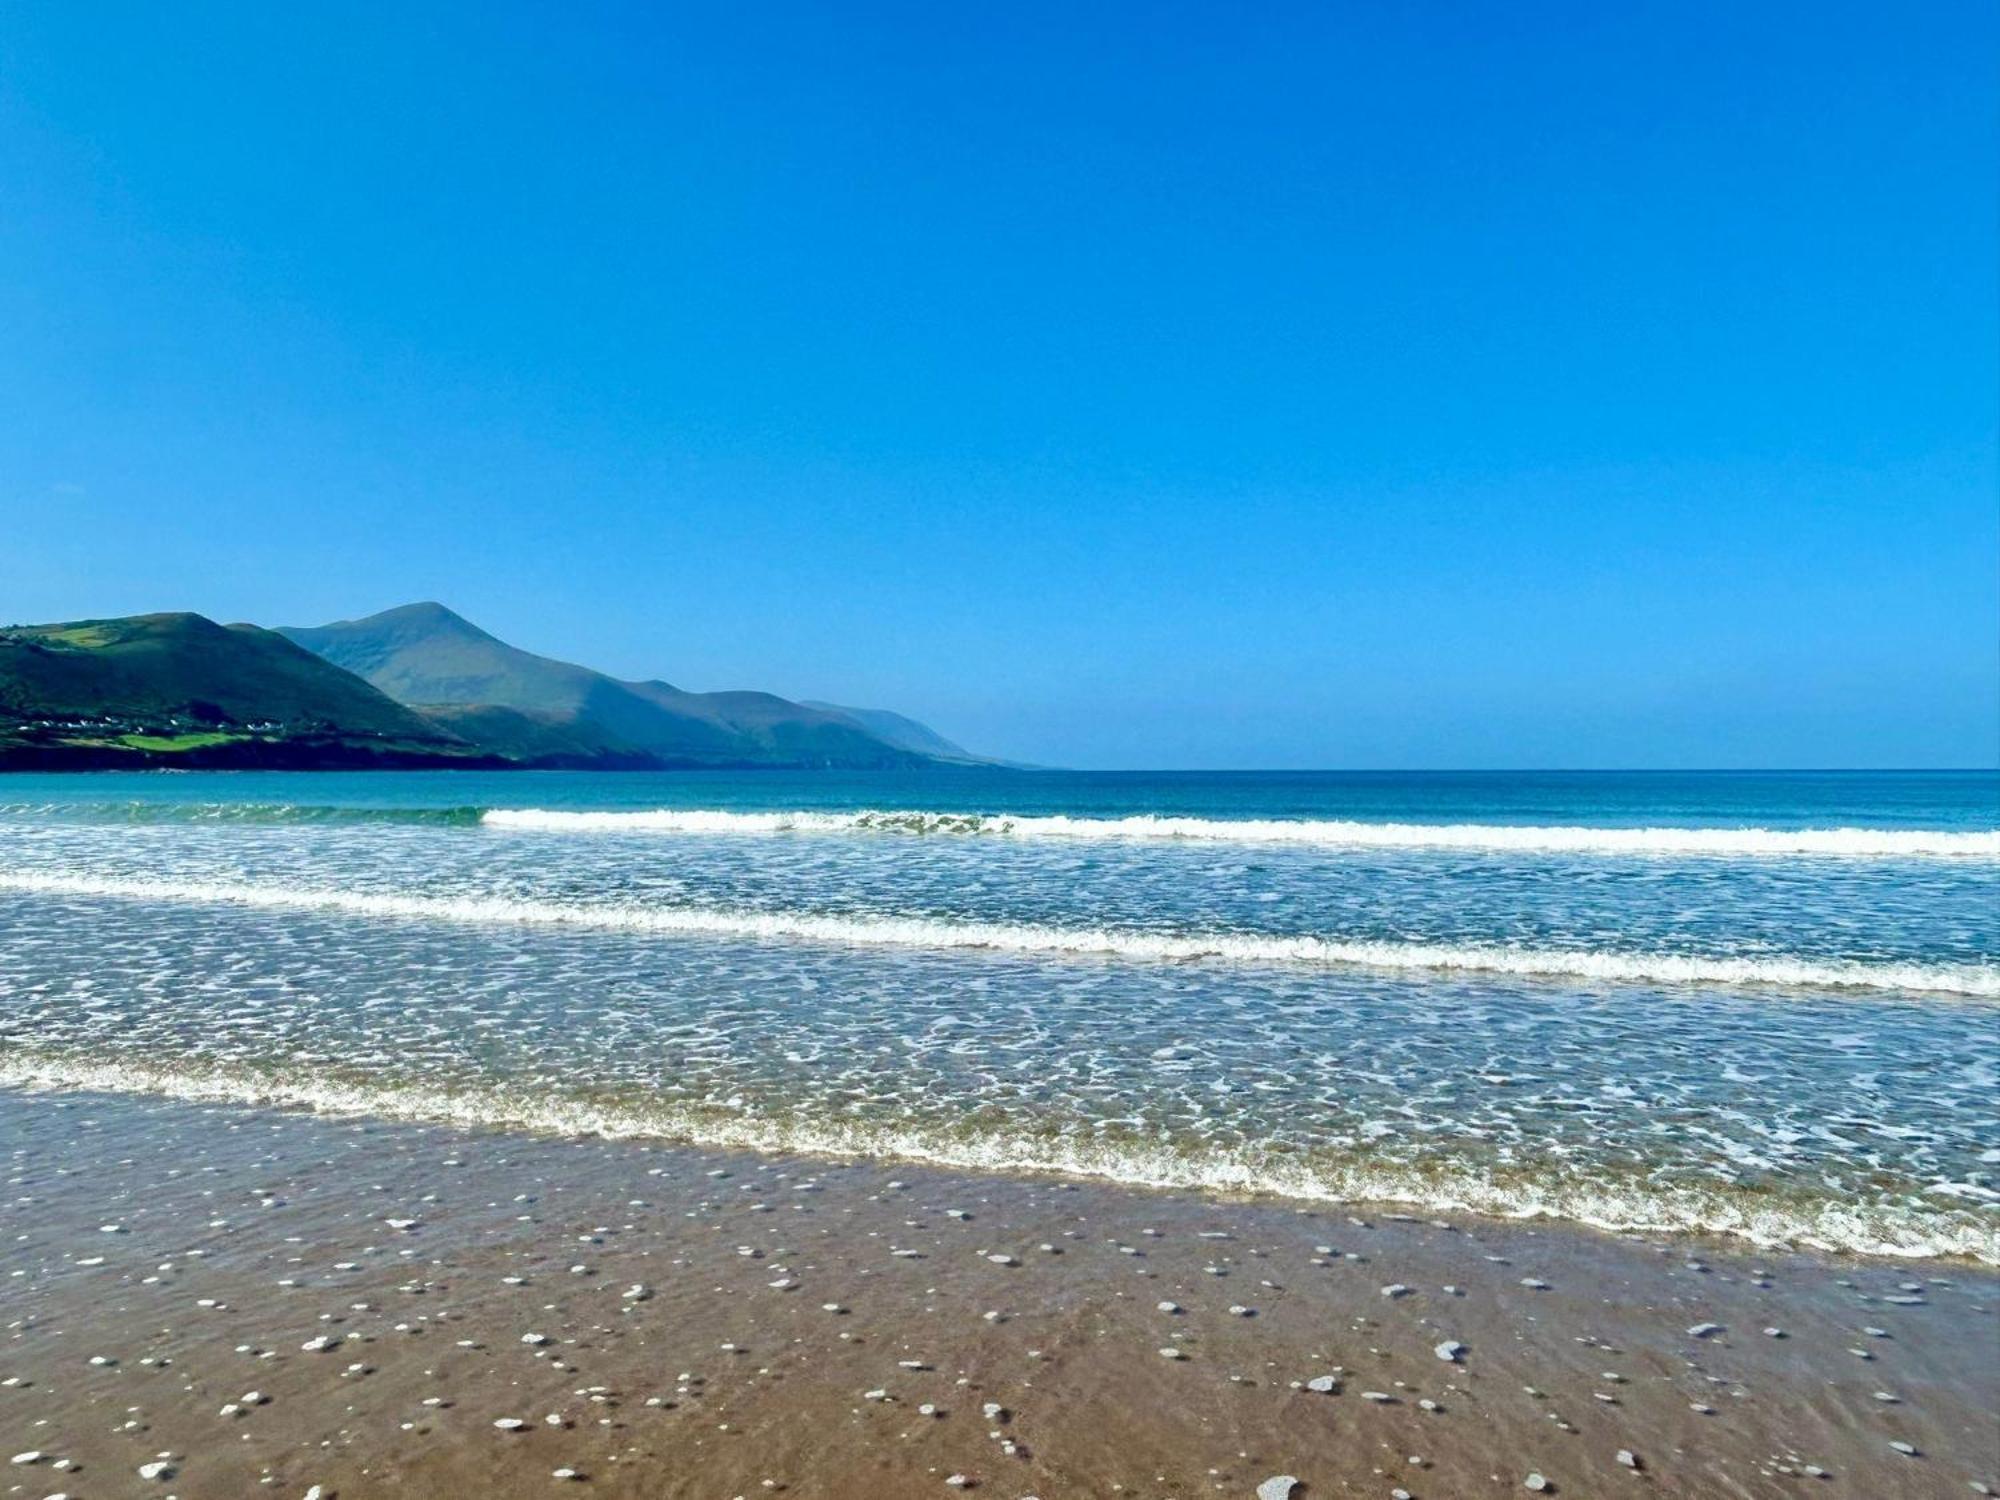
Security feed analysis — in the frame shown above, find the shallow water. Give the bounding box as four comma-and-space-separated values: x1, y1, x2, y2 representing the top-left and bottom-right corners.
3, 768, 1995, 1259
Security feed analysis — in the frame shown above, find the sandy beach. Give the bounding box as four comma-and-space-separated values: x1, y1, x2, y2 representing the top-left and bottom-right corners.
4, 1087, 1993, 1499
8, 0, 1996, 1490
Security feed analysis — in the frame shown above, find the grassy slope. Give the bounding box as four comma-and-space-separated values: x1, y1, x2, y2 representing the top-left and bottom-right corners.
0, 612, 475, 764
114, 731, 249, 751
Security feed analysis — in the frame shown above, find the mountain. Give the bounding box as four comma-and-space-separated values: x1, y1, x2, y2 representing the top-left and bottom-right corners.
278, 603, 946, 769
801, 701, 979, 762
0, 603, 995, 773
0, 612, 485, 768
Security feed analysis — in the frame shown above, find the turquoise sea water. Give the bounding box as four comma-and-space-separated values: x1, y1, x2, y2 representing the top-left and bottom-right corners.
2, 768, 1995, 1260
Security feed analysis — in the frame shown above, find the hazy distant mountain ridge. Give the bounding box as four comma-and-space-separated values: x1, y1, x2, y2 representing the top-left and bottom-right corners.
280, 603, 741, 760
802, 701, 979, 762
279, 603, 979, 769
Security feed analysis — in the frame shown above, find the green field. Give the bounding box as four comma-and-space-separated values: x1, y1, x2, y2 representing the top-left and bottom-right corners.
112, 731, 251, 752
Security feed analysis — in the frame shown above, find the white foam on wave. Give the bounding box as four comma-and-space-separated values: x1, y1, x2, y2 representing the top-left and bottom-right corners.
4, 870, 1993, 997
3, 1053, 1992, 1263
479, 807, 2000, 858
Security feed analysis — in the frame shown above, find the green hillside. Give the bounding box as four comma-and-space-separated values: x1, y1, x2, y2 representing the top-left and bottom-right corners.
0, 612, 482, 768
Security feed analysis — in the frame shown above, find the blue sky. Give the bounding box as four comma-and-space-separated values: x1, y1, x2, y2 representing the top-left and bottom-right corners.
2, 2, 1994, 768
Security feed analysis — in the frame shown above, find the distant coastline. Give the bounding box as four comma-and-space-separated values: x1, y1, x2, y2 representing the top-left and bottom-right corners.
0, 741, 946, 773
0, 739, 506, 773
2, 603, 994, 773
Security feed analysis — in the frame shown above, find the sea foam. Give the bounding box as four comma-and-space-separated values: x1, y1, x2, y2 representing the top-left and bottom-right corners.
3, 1052, 1992, 1264
3, 869, 1992, 997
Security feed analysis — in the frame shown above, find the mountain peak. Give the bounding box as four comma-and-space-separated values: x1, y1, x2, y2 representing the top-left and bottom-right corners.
283, 601, 505, 647
360, 600, 484, 632
278, 609, 962, 768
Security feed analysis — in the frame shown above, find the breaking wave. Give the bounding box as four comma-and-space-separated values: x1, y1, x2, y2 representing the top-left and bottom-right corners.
480, 806, 2000, 858
6, 799, 1991, 858
3, 1053, 1992, 1263
3, 870, 1992, 997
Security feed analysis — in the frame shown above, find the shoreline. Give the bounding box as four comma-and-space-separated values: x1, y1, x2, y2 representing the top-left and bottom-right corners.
5, 1058, 1994, 1270
5, 1087, 1994, 1498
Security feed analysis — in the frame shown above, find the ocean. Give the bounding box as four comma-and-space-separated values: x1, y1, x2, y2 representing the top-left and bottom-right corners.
2, 767, 1995, 1262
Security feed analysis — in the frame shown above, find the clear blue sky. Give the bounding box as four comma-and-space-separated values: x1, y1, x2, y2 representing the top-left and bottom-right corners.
2, 2, 1994, 768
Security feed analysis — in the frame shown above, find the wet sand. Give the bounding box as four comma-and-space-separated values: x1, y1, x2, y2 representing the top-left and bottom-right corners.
3, 1089, 1994, 1499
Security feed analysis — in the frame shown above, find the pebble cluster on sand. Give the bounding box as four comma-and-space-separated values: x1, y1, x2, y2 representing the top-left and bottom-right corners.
2, 1089, 1995, 1498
